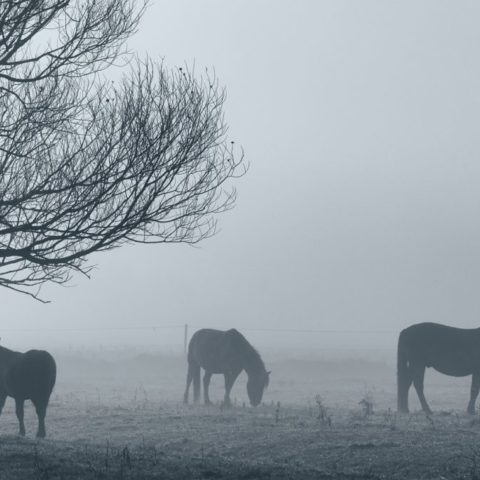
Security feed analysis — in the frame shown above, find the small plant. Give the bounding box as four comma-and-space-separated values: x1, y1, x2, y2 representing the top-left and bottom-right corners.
152, 446, 158, 466
132, 385, 149, 409
383, 408, 397, 430
122, 446, 132, 469
275, 401, 281, 423
314, 395, 332, 427
33, 446, 51, 480
104, 440, 110, 471
95, 387, 102, 405
359, 391, 374, 417
426, 414, 435, 429
116, 445, 133, 479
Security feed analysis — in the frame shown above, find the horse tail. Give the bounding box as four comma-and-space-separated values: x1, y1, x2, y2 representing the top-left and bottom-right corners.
25, 350, 56, 398
190, 361, 201, 403
397, 329, 411, 413
185, 336, 202, 403
43, 351, 56, 395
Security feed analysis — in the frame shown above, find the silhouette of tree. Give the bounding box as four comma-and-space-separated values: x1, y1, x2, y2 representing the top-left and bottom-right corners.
0, 1, 244, 301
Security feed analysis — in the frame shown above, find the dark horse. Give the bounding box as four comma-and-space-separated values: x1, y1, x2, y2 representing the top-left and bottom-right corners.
398, 322, 480, 415
0, 346, 56, 437
184, 328, 270, 406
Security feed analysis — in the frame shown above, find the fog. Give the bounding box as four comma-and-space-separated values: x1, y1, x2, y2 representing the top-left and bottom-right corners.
2, 1, 480, 358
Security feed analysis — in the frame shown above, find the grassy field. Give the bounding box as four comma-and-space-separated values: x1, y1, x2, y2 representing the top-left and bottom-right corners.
1, 350, 480, 479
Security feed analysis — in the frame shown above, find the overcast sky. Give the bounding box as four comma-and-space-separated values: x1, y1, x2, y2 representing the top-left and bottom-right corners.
2, 1, 480, 355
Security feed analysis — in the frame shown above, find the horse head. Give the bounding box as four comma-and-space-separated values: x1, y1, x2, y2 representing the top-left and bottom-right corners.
247, 370, 270, 406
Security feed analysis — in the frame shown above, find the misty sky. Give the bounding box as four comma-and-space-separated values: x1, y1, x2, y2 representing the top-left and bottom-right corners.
2, 1, 480, 354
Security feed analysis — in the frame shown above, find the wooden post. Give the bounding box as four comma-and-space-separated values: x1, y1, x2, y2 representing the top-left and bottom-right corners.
184, 324, 188, 356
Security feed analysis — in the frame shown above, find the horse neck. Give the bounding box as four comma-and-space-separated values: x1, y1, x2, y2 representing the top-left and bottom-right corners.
241, 345, 266, 377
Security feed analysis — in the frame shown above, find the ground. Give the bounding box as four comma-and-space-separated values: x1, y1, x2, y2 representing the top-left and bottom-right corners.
0, 350, 480, 479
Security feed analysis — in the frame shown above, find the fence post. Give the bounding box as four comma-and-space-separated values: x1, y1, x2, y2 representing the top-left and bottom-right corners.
184, 324, 188, 356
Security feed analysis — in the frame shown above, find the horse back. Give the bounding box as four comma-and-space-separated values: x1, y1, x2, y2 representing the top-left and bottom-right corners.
4, 350, 56, 401
399, 322, 480, 375
400, 323, 480, 348
188, 329, 244, 373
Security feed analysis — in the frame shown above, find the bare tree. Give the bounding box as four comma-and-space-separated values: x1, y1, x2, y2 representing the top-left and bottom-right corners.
0, 0, 244, 301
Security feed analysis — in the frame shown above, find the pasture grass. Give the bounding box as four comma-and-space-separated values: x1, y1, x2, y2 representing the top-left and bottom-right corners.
0, 351, 479, 479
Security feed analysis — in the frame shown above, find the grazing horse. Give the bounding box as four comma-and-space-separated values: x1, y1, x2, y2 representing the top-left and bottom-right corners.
0, 346, 56, 438
184, 328, 270, 406
397, 322, 480, 415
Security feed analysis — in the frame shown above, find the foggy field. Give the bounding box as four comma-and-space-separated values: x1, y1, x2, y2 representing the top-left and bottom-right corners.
0, 351, 480, 479
2, 1, 480, 479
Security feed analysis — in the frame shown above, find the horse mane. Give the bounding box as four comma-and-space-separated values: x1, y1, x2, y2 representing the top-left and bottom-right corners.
228, 329, 266, 375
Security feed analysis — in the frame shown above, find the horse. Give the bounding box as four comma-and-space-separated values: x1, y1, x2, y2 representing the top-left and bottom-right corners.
397, 322, 480, 415
0, 346, 56, 438
183, 328, 270, 407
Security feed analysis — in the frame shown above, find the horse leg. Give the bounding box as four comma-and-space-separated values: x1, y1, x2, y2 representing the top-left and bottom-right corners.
191, 362, 201, 404
32, 398, 48, 438
223, 371, 239, 406
468, 372, 480, 415
15, 398, 25, 436
184, 362, 195, 404
412, 365, 432, 415
0, 392, 7, 416
203, 371, 212, 405
397, 361, 413, 413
